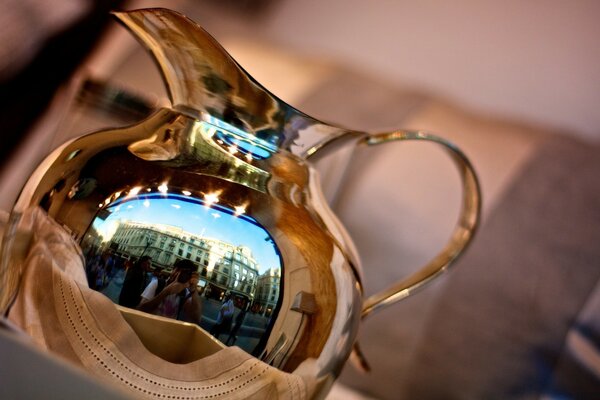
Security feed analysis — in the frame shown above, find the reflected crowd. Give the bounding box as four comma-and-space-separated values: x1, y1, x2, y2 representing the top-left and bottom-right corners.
84, 246, 277, 355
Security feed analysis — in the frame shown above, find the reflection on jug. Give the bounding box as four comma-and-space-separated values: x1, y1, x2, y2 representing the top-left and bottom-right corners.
0, 7, 481, 399
83, 191, 283, 356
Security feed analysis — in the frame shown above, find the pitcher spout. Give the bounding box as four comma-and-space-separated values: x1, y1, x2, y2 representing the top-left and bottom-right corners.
113, 9, 296, 149
112, 8, 362, 158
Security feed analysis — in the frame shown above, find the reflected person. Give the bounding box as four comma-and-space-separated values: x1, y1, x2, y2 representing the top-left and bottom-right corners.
138, 259, 201, 323
211, 293, 234, 340
118, 256, 151, 308
226, 305, 248, 345
86, 250, 114, 290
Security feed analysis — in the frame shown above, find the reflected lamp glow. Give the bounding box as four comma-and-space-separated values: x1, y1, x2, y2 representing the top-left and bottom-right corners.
126, 186, 142, 199
234, 204, 247, 216
158, 182, 168, 193
203, 191, 220, 206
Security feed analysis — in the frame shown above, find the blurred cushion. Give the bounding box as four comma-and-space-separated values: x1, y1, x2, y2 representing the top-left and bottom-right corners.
401, 134, 600, 399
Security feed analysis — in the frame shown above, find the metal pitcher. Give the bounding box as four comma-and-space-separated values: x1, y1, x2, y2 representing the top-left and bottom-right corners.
0, 8, 480, 399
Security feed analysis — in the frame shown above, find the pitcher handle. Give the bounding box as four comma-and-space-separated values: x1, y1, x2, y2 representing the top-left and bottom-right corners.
353, 130, 480, 317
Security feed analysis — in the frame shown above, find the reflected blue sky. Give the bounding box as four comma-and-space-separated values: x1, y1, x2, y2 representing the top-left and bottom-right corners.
92, 195, 281, 273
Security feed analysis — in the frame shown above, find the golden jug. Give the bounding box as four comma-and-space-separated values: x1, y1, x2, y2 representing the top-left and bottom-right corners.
0, 8, 480, 399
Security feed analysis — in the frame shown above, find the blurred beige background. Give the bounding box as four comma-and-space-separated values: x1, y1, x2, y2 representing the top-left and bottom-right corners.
184, 0, 600, 140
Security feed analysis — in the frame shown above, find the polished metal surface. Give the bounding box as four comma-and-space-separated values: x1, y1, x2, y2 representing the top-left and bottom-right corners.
0, 8, 481, 398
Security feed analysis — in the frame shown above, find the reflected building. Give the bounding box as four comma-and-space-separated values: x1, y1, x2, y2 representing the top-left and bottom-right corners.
254, 268, 281, 317
207, 243, 259, 306
109, 220, 260, 303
